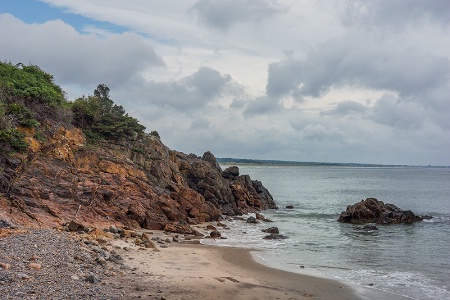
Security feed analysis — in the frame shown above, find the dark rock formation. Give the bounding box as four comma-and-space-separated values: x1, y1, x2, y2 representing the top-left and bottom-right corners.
286, 205, 294, 209
338, 198, 422, 224
0, 127, 277, 230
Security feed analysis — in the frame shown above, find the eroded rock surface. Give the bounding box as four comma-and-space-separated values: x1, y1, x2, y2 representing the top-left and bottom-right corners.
338, 198, 422, 224
0, 127, 276, 230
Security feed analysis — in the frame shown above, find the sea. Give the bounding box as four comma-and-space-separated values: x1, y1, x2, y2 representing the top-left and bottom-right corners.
202, 164, 450, 300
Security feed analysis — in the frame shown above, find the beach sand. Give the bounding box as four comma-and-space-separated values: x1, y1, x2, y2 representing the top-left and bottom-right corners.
110, 229, 410, 300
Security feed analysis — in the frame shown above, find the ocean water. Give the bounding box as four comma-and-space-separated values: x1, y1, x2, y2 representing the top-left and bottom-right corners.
203, 164, 450, 300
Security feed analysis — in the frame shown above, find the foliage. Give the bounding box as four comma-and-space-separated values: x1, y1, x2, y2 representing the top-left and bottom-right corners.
150, 130, 160, 139
0, 62, 157, 153
7, 103, 40, 128
0, 128, 28, 152
0, 61, 65, 107
0, 61, 70, 153
70, 84, 146, 144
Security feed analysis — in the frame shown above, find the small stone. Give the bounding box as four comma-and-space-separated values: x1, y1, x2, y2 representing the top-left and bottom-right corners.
96, 257, 107, 266
85, 274, 101, 284
0, 262, 11, 270
28, 263, 42, 270
246, 216, 258, 224
141, 233, 151, 241
109, 225, 119, 234
263, 234, 288, 240
262, 227, 279, 234
206, 224, 217, 230
286, 205, 295, 209
71, 275, 80, 280
209, 230, 221, 238
18, 273, 31, 280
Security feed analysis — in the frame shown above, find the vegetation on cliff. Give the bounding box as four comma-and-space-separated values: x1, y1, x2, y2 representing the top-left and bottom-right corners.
0, 61, 149, 153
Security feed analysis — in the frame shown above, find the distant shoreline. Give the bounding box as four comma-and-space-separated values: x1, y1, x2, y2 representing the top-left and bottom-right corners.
218, 158, 449, 168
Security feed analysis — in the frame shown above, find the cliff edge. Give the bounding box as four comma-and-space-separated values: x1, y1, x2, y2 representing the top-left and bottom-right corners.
0, 126, 276, 230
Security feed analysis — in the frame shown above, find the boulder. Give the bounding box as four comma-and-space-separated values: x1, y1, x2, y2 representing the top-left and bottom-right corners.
246, 216, 258, 224
222, 166, 239, 179
209, 230, 221, 238
338, 198, 422, 224
286, 205, 294, 209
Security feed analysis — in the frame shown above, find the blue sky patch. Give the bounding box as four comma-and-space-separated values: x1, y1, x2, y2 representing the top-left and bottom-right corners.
0, 0, 128, 34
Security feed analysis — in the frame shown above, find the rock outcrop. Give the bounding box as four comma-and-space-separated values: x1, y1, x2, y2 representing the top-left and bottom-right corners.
337, 198, 422, 224
0, 127, 277, 230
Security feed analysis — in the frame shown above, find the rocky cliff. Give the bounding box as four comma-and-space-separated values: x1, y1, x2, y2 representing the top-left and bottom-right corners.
0, 126, 277, 231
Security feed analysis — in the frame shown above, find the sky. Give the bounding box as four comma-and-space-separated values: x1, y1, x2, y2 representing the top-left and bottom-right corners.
1, 0, 449, 166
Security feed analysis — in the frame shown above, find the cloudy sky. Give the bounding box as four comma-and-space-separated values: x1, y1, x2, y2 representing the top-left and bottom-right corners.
1, 0, 449, 165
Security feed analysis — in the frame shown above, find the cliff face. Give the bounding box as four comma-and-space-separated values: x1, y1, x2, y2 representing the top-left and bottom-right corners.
0, 127, 276, 230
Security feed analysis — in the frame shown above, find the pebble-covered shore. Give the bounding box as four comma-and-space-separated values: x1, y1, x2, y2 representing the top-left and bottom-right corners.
0, 228, 128, 300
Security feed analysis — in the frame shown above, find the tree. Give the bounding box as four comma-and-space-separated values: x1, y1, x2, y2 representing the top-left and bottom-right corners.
70, 84, 146, 143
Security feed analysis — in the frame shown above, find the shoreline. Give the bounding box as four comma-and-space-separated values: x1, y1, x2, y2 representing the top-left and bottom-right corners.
0, 226, 414, 300
110, 228, 410, 300
111, 238, 358, 299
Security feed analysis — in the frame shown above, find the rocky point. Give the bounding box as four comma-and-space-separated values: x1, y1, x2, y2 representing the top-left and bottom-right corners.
0, 126, 277, 232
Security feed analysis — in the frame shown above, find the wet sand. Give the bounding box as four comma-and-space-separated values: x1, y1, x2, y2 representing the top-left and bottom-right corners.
111, 234, 370, 300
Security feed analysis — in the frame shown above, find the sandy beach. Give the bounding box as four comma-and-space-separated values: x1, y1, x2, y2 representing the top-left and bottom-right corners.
109, 227, 411, 300
0, 224, 411, 300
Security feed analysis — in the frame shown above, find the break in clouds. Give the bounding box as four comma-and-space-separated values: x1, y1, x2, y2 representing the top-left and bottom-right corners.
0, 0, 449, 165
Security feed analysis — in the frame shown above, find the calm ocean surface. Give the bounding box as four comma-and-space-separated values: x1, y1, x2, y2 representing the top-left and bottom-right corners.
205, 164, 450, 300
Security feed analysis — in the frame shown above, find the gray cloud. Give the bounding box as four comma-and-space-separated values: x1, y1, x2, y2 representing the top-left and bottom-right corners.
0, 14, 163, 89
127, 67, 239, 111
190, 0, 284, 30
370, 94, 425, 130
343, 0, 450, 29
244, 96, 280, 116
324, 100, 368, 116
267, 32, 450, 101
185, 67, 232, 98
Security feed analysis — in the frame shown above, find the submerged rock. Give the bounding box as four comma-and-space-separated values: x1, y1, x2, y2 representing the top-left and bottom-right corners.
362, 225, 378, 231
262, 227, 279, 234
246, 216, 258, 224
263, 234, 288, 240
338, 198, 422, 224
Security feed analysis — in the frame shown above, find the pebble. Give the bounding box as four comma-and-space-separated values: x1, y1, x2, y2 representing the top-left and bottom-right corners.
0, 229, 123, 299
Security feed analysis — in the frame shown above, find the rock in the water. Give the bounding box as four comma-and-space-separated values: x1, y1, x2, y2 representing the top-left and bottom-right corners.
286, 205, 294, 209
246, 216, 258, 224
210, 230, 221, 238
338, 198, 423, 224
362, 225, 378, 231
263, 234, 288, 240
262, 227, 279, 234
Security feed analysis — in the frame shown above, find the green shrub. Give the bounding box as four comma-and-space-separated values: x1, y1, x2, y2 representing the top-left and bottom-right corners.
150, 130, 160, 139
0, 62, 65, 107
70, 84, 146, 143
0, 128, 28, 152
